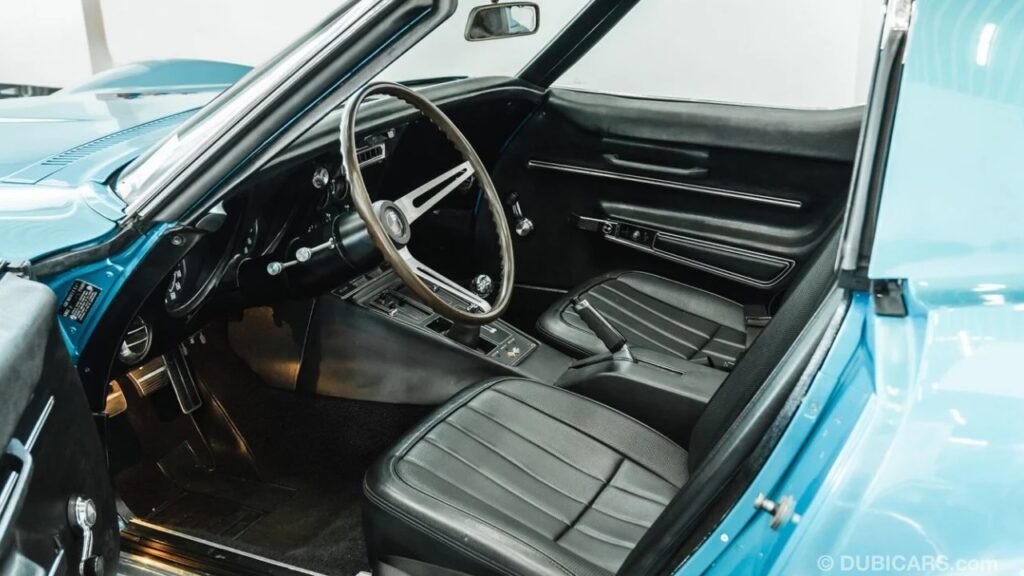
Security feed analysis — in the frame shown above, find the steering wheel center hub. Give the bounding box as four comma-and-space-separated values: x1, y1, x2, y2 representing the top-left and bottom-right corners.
375, 200, 411, 246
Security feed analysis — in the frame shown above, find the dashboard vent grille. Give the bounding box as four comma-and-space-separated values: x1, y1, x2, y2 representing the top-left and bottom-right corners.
118, 316, 152, 366
356, 143, 386, 167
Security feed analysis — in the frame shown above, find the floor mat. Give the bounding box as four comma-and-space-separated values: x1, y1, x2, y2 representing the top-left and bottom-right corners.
144, 468, 366, 576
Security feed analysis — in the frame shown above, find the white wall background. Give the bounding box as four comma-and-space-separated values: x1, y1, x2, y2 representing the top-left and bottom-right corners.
0, 0, 883, 109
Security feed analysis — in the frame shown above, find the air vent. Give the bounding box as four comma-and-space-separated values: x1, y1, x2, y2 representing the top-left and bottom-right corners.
356, 143, 386, 167
118, 316, 152, 365
41, 110, 195, 167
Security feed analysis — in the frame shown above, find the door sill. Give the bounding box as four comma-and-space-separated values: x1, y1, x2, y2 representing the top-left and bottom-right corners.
122, 519, 329, 576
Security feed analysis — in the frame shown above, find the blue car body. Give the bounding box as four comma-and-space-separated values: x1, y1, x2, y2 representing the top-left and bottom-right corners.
2, 2, 1022, 573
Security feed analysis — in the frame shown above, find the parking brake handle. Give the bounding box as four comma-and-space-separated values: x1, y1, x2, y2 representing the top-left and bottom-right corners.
571, 298, 628, 354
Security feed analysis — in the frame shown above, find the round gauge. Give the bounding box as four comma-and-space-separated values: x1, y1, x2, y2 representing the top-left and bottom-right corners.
241, 219, 260, 257
164, 259, 188, 306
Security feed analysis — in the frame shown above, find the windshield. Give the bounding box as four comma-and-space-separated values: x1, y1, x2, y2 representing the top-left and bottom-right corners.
376, 0, 591, 84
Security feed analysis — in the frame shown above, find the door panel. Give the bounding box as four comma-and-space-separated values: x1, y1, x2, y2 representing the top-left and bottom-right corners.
0, 273, 119, 576
493, 88, 860, 309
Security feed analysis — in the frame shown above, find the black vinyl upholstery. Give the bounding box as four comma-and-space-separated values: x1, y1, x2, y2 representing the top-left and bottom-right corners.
363, 378, 688, 576
537, 271, 751, 366
363, 230, 841, 575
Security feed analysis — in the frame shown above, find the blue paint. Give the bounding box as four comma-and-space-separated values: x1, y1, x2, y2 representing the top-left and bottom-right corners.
682, 1, 1024, 572
0, 61, 239, 261
43, 223, 170, 364
678, 293, 871, 574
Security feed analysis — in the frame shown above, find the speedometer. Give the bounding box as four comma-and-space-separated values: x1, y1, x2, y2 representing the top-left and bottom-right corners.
164, 259, 188, 306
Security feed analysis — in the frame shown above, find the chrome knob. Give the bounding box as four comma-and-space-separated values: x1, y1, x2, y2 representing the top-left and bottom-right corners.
514, 218, 534, 237
312, 166, 331, 189
266, 261, 284, 276
295, 247, 313, 262
471, 274, 494, 298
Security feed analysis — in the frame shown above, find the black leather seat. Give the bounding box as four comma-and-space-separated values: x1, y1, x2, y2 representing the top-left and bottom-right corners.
363, 378, 687, 576
363, 231, 840, 575
537, 271, 754, 367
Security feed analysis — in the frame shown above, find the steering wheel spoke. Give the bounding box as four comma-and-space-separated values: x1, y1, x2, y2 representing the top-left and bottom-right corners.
342, 82, 512, 324
398, 247, 492, 313
394, 160, 474, 224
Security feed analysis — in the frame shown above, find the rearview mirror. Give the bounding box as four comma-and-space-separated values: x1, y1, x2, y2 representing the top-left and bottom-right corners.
465, 2, 539, 41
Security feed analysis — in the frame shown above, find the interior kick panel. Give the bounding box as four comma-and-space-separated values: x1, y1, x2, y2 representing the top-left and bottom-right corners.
491, 87, 858, 304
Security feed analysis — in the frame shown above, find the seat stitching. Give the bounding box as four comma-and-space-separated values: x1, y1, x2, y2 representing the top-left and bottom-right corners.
463, 404, 607, 483
587, 502, 656, 530
383, 461, 579, 576
491, 390, 684, 487
419, 437, 572, 526
598, 283, 715, 340
571, 523, 635, 550
441, 420, 592, 506
587, 290, 705, 352
603, 482, 672, 507
555, 457, 625, 542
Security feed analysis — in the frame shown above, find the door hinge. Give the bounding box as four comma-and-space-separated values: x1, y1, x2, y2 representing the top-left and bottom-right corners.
0, 260, 33, 280
872, 279, 907, 317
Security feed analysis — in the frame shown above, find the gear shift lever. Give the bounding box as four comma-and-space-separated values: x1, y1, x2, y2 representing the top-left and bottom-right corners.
447, 322, 482, 349
571, 298, 632, 360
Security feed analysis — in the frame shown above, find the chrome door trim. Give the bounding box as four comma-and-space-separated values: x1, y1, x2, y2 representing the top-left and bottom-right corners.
604, 233, 795, 289
527, 160, 803, 209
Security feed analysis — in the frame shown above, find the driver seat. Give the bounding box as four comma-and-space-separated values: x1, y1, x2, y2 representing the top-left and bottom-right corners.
363, 377, 686, 576
363, 231, 839, 575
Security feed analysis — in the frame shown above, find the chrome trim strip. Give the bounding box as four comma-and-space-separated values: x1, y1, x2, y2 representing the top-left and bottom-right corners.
129, 519, 329, 576
26, 396, 55, 451
604, 233, 795, 289
527, 160, 803, 209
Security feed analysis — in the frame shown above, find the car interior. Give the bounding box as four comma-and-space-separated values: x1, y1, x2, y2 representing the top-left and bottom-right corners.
2, 6, 869, 576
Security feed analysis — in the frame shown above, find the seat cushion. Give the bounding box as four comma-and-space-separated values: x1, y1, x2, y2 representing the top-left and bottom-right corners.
537, 271, 751, 366
363, 378, 688, 576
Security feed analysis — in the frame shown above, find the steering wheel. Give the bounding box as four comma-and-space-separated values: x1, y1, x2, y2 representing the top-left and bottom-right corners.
340, 82, 514, 325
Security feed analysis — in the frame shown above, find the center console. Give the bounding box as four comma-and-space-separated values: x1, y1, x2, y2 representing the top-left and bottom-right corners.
333, 267, 570, 382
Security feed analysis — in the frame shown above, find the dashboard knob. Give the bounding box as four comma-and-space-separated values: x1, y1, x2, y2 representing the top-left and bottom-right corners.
471, 274, 494, 298
312, 166, 331, 189
514, 218, 534, 237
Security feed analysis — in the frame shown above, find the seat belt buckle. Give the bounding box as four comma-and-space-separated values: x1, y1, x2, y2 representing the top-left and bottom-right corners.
743, 304, 771, 328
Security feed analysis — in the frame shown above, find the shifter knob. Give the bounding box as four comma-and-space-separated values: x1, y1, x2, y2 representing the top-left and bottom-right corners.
471, 274, 494, 298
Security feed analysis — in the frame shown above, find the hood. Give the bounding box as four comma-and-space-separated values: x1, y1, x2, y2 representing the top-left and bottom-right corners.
0, 60, 250, 261
0, 60, 250, 184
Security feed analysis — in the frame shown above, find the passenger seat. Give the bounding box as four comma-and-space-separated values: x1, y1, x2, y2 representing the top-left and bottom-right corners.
536, 232, 837, 368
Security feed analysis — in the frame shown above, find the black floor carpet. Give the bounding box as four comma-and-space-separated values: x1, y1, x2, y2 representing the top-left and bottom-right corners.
114, 323, 431, 576
144, 470, 366, 575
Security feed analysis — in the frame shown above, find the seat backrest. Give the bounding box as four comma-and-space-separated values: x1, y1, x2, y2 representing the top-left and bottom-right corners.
687, 228, 841, 470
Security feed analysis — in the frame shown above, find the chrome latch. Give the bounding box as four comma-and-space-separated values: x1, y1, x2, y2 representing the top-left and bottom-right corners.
753, 493, 800, 530
69, 496, 102, 576
507, 193, 534, 237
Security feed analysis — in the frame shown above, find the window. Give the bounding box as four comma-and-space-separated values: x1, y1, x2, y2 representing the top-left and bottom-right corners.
376, 0, 590, 84
553, 0, 885, 109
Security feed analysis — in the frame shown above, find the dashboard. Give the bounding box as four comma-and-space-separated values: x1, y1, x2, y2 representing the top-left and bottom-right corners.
102, 78, 543, 385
